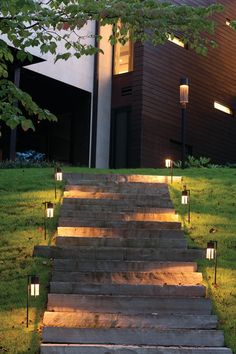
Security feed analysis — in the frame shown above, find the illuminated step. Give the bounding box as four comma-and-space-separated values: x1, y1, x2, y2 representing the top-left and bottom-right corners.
49, 282, 205, 297
53, 260, 196, 273
34, 246, 204, 261
58, 219, 182, 229
42, 327, 224, 346
40, 344, 233, 354
64, 173, 182, 184
51, 271, 202, 286
64, 191, 173, 200
43, 311, 216, 329
61, 204, 176, 213
59, 211, 178, 222
55, 236, 187, 248
57, 227, 184, 238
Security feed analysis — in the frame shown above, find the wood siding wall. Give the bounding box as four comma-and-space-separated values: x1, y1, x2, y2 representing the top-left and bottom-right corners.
141, 0, 236, 167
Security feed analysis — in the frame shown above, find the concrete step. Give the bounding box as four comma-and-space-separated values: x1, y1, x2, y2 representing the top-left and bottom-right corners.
65, 184, 172, 196
59, 211, 179, 222
51, 270, 202, 285
61, 203, 175, 214
62, 197, 173, 208
58, 219, 182, 229
47, 294, 211, 314
64, 173, 182, 184
64, 191, 174, 201
57, 227, 185, 238
53, 260, 197, 272
34, 246, 204, 261
40, 344, 233, 354
50, 282, 205, 297
55, 237, 187, 248
43, 311, 217, 329
42, 327, 224, 346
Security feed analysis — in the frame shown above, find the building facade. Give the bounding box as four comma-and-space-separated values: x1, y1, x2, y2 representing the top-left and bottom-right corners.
1, 0, 236, 168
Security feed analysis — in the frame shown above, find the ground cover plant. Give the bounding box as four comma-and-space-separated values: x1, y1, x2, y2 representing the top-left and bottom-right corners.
0, 167, 235, 353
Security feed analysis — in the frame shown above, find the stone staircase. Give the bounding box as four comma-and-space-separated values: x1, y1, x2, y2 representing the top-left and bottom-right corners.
39, 173, 232, 354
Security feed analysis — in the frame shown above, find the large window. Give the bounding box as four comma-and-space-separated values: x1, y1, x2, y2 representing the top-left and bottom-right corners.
114, 38, 133, 75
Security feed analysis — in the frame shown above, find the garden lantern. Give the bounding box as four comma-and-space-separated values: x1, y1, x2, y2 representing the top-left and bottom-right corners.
54, 167, 63, 199
181, 185, 190, 223
206, 240, 218, 286
26, 275, 40, 327
165, 158, 173, 183
43, 201, 54, 239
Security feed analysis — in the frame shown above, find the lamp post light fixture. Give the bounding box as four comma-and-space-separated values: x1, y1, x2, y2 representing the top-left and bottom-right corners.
180, 77, 189, 169
165, 158, 174, 183
26, 275, 40, 328
206, 240, 218, 286
43, 201, 54, 240
54, 167, 63, 199
181, 185, 190, 223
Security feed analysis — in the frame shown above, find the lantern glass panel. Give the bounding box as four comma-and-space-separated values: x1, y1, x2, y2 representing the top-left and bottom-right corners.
181, 195, 189, 205
55, 172, 63, 181
165, 159, 172, 168
180, 84, 189, 104
47, 207, 54, 218
206, 247, 215, 260
30, 283, 40, 296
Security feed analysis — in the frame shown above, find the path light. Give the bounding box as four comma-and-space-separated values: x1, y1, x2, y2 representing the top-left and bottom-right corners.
54, 167, 63, 199
43, 202, 54, 239
206, 240, 218, 286
165, 158, 173, 183
26, 275, 40, 328
180, 78, 189, 169
181, 185, 190, 223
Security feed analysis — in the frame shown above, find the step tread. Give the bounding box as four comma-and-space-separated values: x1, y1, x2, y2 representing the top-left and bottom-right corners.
42, 327, 224, 346
43, 311, 217, 329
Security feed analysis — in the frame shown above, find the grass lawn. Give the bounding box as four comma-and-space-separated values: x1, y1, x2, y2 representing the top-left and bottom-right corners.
0, 167, 235, 353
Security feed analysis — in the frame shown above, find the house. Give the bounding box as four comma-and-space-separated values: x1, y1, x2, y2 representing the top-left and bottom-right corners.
1, 0, 236, 168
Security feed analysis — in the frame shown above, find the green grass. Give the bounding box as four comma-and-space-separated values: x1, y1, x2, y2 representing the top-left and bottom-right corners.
0, 167, 236, 353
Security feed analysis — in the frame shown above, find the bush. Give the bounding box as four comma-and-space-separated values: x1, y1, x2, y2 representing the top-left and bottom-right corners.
0, 150, 59, 168
174, 155, 222, 168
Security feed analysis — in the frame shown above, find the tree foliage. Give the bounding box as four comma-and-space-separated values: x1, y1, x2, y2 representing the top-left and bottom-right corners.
0, 0, 226, 130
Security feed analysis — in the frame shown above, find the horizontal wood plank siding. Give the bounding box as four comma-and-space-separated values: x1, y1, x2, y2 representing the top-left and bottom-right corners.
141, 0, 236, 167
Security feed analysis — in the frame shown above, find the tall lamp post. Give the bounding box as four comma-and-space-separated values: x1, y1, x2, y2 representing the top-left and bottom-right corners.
180, 78, 189, 169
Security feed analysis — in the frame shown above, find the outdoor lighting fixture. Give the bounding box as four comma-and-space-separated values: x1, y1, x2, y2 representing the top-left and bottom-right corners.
43, 201, 54, 239
180, 78, 189, 169
181, 185, 190, 223
54, 167, 63, 199
26, 275, 40, 328
165, 158, 174, 183
206, 240, 218, 286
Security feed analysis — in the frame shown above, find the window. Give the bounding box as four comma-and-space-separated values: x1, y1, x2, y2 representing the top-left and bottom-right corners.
168, 35, 185, 48
114, 38, 133, 75
214, 101, 233, 115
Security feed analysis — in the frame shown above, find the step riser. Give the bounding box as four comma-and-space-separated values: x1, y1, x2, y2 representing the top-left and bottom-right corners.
57, 228, 185, 238
50, 283, 205, 297
42, 328, 224, 346
47, 295, 211, 314
43, 312, 216, 329
55, 237, 187, 248
51, 271, 202, 285
62, 205, 175, 213
53, 260, 197, 272
58, 220, 182, 230
65, 186, 171, 195
34, 246, 203, 261
63, 198, 173, 208
41, 345, 232, 354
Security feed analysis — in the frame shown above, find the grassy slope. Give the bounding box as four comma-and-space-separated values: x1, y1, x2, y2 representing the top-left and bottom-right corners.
0, 167, 235, 353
